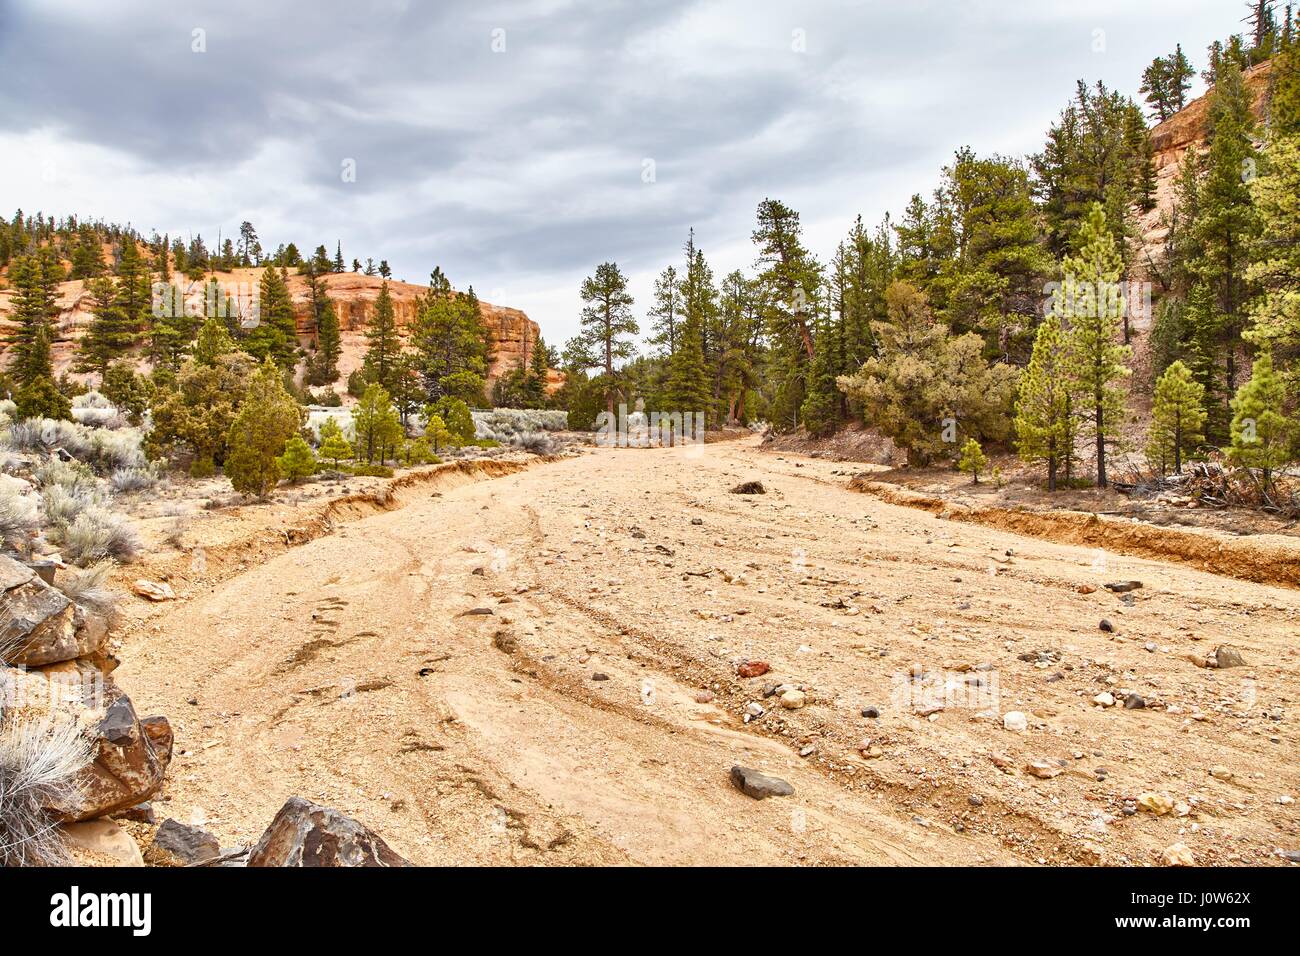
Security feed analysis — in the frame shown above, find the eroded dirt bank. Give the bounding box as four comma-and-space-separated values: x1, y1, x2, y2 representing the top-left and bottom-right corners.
115, 437, 1299, 866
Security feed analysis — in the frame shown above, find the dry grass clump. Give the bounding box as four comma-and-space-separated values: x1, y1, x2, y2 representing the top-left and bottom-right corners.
0, 713, 93, 866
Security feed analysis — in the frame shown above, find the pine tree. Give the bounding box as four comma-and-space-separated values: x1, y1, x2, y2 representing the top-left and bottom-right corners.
957, 438, 987, 484
224, 359, 304, 496
1060, 204, 1132, 487
571, 261, 638, 421
1015, 313, 1074, 490
5, 248, 63, 387
1188, 52, 1258, 425
664, 308, 711, 424
78, 274, 137, 378
1244, 134, 1300, 396
647, 265, 682, 356
1140, 45, 1195, 121
276, 435, 317, 481
426, 396, 475, 445
524, 335, 550, 407
1147, 360, 1207, 474
1227, 352, 1293, 481
318, 427, 353, 468
158, 233, 171, 283
799, 306, 842, 436
940, 151, 1051, 361
411, 270, 490, 405
353, 383, 403, 463
192, 317, 237, 366
333, 241, 344, 273
14, 375, 71, 421
248, 266, 299, 369
752, 200, 822, 430
362, 280, 401, 392
1033, 81, 1152, 257
423, 413, 451, 453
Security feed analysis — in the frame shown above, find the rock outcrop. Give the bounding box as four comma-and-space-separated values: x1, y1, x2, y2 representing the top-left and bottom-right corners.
0, 267, 559, 395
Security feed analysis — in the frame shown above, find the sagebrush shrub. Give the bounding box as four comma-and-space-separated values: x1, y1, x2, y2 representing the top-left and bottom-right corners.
59, 507, 141, 566
0, 715, 93, 866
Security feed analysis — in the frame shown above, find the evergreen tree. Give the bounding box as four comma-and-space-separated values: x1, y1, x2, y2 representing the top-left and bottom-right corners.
426, 396, 475, 445
362, 280, 401, 392
14, 375, 71, 421
224, 358, 304, 496
423, 413, 452, 453
1244, 134, 1300, 396
647, 265, 682, 356
752, 199, 821, 429
664, 306, 711, 423
1147, 360, 1207, 474
411, 271, 490, 405
318, 423, 353, 468
248, 266, 299, 369
1015, 313, 1074, 490
5, 248, 63, 387
1140, 45, 1195, 121
940, 151, 1051, 361
570, 261, 638, 420
1188, 52, 1258, 426
333, 241, 344, 273
957, 438, 987, 484
837, 281, 1017, 464
1060, 204, 1132, 488
524, 335, 550, 407
1033, 81, 1153, 257
353, 383, 403, 463
78, 274, 137, 378
1227, 352, 1293, 480
276, 435, 317, 481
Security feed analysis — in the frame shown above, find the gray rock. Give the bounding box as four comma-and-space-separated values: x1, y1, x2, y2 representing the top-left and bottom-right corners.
1099, 619, 1114, 633
149, 819, 221, 865
1123, 694, 1146, 710
247, 796, 410, 867
730, 765, 794, 799
1215, 645, 1247, 669
1104, 581, 1143, 593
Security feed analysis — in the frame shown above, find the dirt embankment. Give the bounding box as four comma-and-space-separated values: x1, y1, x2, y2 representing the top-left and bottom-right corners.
847, 477, 1300, 589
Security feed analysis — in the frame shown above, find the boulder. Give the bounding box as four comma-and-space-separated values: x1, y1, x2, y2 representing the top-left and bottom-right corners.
10, 663, 175, 822
1214, 645, 1247, 669
246, 797, 410, 867
729, 481, 766, 495
729, 765, 794, 799
59, 819, 145, 867
147, 819, 221, 866
0, 554, 109, 668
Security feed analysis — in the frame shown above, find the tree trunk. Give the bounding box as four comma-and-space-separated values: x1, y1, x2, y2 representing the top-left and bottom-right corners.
1095, 403, 1107, 488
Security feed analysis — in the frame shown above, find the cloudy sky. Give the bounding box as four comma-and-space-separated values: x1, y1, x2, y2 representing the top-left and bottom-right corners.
0, 0, 1234, 348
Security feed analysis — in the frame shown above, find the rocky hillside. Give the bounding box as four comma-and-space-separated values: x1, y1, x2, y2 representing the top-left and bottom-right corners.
0, 268, 562, 397
1122, 58, 1274, 403
1135, 59, 1274, 279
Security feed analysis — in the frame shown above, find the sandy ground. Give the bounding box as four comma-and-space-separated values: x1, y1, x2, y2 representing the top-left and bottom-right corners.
112, 437, 1300, 866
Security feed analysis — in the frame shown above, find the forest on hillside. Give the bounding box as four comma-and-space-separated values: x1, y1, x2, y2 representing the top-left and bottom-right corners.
1, 4, 1297, 502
